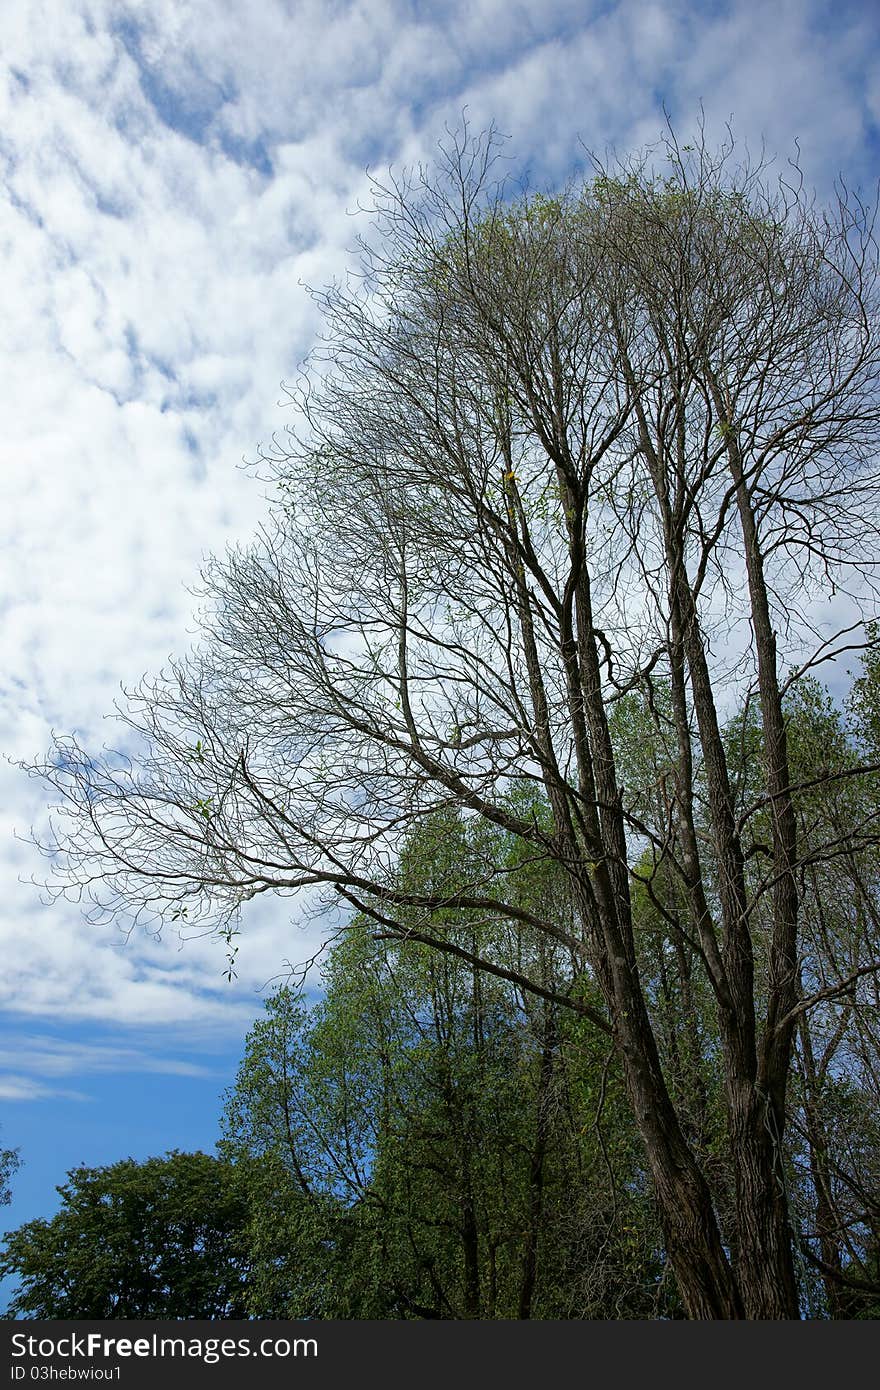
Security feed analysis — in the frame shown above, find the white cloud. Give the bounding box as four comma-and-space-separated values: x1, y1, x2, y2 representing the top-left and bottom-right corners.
0, 1037, 213, 1080
1, 0, 877, 1050
0, 1033, 233, 1105
0, 1076, 90, 1103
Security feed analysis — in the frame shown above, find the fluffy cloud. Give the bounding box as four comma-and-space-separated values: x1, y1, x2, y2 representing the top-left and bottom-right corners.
0, 1032, 224, 1104
1, 0, 877, 1049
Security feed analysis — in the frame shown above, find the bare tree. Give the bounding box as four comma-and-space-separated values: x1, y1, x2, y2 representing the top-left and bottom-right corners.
31, 125, 880, 1317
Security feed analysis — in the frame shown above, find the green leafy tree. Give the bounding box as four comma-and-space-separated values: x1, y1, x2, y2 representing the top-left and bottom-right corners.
0, 1152, 251, 1319
0, 1131, 20, 1208
218, 982, 365, 1318
223, 810, 668, 1319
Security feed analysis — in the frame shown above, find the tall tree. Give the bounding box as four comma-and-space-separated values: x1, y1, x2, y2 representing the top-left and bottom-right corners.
30, 127, 880, 1317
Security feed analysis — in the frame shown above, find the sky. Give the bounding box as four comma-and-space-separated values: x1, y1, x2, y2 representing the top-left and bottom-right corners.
1, 0, 878, 1286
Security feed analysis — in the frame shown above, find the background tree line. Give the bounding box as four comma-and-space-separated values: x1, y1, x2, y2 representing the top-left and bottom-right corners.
22, 125, 880, 1317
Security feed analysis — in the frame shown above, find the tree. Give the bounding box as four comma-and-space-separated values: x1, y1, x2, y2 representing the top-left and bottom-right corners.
30, 126, 880, 1317
222, 813, 667, 1318
782, 669, 880, 1315
0, 1152, 251, 1318
0, 1131, 20, 1209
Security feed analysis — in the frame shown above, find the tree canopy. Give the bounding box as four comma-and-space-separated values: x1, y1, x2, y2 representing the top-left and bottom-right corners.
0, 1152, 251, 1319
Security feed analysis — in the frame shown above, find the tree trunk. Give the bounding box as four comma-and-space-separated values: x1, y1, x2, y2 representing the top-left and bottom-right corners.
518, 1007, 555, 1318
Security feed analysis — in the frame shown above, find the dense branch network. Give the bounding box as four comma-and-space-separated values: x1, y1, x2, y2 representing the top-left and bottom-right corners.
26, 124, 880, 1318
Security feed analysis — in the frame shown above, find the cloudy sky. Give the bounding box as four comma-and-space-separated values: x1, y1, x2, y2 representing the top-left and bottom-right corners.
1, 0, 878, 1250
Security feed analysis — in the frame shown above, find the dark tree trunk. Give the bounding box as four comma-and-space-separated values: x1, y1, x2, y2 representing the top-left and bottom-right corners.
518, 1008, 556, 1318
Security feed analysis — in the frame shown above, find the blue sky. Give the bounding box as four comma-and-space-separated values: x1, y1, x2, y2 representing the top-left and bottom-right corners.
1, 0, 878, 1294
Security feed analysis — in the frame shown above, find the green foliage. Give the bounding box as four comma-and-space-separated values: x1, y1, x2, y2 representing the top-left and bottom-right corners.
0, 1131, 20, 1208
611, 665, 880, 1315
0, 1152, 251, 1319
849, 623, 880, 760
221, 806, 670, 1318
